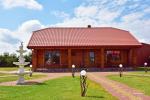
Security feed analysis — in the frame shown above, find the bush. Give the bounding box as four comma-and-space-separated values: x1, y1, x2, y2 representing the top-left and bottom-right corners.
0, 52, 31, 67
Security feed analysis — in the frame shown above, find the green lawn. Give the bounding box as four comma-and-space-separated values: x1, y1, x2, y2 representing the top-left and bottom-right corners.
0, 67, 39, 83
0, 73, 46, 83
107, 74, 150, 96
0, 67, 30, 71
0, 76, 117, 100
136, 67, 150, 71
126, 71, 150, 75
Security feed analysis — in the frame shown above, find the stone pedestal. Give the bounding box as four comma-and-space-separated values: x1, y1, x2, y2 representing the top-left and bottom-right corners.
17, 66, 25, 84
17, 75, 25, 85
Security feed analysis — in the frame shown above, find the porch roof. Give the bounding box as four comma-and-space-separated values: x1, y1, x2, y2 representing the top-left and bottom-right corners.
27, 27, 141, 48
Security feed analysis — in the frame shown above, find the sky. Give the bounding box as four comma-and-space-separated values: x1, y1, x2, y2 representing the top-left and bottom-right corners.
0, 0, 150, 54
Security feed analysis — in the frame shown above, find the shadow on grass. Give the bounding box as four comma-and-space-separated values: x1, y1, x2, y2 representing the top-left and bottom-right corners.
86, 95, 104, 98
22, 81, 47, 85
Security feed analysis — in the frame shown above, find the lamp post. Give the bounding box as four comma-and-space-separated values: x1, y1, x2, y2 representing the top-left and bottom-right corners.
144, 62, 148, 73
29, 65, 32, 77
72, 64, 75, 78
80, 70, 87, 97
119, 64, 123, 77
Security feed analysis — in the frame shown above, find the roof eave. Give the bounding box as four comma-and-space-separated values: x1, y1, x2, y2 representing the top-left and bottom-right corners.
27, 44, 142, 49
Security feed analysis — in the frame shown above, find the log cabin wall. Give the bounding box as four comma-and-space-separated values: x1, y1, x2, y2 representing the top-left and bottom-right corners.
137, 43, 150, 66
37, 49, 44, 68
32, 47, 138, 70
84, 49, 89, 67
71, 49, 83, 68
95, 50, 101, 67
71, 49, 102, 68
121, 50, 128, 66
84, 49, 101, 68
128, 48, 138, 67
60, 50, 68, 68
132, 48, 138, 67
32, 49, 37, 71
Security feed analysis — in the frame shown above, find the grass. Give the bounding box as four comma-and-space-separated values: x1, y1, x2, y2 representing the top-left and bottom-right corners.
0, 67, 30, 71
126, 71, 150, 75
107, 73, 150, 96
136, 67, 150, 71
0, 66, 41, 83
0, 73, 46, 83
0, 76, 117, 100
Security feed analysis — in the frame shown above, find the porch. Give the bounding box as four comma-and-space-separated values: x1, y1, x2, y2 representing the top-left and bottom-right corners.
32, 47, 138, 71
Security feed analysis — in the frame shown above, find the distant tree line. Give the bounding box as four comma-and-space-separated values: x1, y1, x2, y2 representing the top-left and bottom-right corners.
0, 52, 32, 67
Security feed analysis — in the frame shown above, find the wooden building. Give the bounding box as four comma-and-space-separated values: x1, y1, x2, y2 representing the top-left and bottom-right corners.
27, 26, 142, 71
137, 43, 150, 66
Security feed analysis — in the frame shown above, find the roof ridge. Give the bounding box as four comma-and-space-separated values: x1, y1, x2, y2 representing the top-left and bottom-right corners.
33, 26, 129, 33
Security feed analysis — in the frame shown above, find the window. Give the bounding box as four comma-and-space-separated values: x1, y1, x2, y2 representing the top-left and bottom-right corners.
45, 51, 60, 65
106, 50, 121, 62
89, 51, 95, 63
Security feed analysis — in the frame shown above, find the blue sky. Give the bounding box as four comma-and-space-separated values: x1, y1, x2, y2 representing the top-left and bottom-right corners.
0, 0, 82, 29
0, 0, 150, 53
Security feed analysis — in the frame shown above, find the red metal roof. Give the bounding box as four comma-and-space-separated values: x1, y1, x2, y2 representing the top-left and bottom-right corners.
27, 27, 141, 48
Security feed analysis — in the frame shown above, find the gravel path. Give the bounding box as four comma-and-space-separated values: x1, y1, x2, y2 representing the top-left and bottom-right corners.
88, 72, 150, 100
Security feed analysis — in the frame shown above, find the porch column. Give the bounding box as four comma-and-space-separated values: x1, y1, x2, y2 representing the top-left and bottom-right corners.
133, 49, 137, 67
129, 48, 137, 67
128, 49, 132, 66
101, 48, 104, 68
32, 49, 37, 71
68, 49, 72, 68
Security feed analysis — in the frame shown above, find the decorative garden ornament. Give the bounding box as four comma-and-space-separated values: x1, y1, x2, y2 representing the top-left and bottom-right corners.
13, 42, 32, 85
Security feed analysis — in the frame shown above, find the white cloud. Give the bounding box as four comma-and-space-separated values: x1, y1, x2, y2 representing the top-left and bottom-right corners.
54, 17, 97, 27
115, 0, 128, 5
51, 11, 70, 19
0, 28, 10, 40
18, 20, 44, 34
51, 0, 150, 43
75, 6, 98, 18
0, 20, 44, 53
128, 4, 139, 9
1, 0, 43, 10
16, 20, 44, 45
0, 42, 18, 54
96, 9, 120, 22
0, 0, 150, 54
122, 12, 144, 22
108, 20, 150, 43
144, 7, 150, 13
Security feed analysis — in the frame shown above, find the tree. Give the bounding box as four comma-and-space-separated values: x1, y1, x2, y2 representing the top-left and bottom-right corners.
24, 52, 32, 62
0, 52, 32, 67
0, 52, 18, 67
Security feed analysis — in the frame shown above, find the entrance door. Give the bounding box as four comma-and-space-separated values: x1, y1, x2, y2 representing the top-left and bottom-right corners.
71, 50, 83, 68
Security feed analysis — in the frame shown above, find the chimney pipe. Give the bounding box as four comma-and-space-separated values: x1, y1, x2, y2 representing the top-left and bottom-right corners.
87, 25, 91, 28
